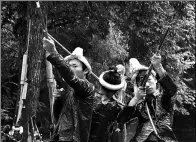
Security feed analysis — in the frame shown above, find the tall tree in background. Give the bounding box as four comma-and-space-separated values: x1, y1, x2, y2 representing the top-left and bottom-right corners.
21, 2, 45, 141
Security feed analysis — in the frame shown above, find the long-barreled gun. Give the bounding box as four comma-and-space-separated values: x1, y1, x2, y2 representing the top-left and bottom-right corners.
35, 2, 99, 128
36, 1, 56, 128
8, 19, 32, 142
16, 20, 31, 126
46, 34, 99, 81
140, 28, 170, 139
36, 2, 99, 81
140, 28, 170, 87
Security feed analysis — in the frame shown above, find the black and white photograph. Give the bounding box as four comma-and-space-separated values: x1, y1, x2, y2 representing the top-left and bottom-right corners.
1, 1, 195, 142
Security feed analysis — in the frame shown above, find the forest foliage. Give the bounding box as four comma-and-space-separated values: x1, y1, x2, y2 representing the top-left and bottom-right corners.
1, 1, 195, 130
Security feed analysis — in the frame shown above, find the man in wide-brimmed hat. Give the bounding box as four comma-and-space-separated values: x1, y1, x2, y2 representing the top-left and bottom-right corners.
117, 54, 178, 142
43, 37, 95, 142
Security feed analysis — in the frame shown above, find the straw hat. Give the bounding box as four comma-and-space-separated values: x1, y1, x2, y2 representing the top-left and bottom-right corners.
129, 58, 156, 82
64, 47, 92, 74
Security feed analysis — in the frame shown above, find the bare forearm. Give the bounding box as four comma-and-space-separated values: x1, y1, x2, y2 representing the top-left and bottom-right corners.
153, 64, 166, 78
128, 96, 140, 106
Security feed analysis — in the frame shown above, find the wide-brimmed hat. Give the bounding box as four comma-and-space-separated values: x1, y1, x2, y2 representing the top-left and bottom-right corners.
64, 47, 92, 74
99, 67, 126, 91
129, 58, 156, 82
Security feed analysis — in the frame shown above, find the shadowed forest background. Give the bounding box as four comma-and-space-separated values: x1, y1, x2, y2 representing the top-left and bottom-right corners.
1, 1, 195, 142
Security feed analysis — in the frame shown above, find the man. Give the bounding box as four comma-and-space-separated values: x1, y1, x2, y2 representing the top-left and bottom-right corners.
89, 65, 125, 142
110, 64, 127, 142
43, 37, 95, 142
117, 54, 178, 142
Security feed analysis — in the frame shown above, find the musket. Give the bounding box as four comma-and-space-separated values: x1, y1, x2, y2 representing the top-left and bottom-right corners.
8, 18, 31, 142
16, 19, 31, 126
140, 28, 170, 140
36, 1, 57, 132
47, 33, 99, 81
35, 2, 99, 132
140, 28, 170, 87
36, 1, 99, 81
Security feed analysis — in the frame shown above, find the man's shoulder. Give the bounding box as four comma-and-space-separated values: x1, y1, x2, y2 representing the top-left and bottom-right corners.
84, 79, 95, 89
74, 79, 95, 99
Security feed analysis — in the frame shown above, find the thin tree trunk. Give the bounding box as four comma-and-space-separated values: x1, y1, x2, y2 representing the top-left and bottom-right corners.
22, 1, 45, 141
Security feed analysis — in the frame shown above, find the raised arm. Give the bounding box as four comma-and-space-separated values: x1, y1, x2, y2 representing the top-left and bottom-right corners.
43, 37, 94, 98
151, 54, 177, 96
151, 54, 177, 111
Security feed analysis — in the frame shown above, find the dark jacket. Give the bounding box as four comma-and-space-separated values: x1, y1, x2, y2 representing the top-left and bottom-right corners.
89, 95, 121, 142
47, 53, 95, 142
117, 74, 178, 142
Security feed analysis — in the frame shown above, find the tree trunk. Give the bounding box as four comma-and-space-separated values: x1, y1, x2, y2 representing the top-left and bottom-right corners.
22, 2, 45, 141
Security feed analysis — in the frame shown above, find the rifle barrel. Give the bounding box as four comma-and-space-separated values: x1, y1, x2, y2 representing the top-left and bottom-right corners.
140, 28, 170, 87
36, 2, 99, 81
156, 28, 170, 54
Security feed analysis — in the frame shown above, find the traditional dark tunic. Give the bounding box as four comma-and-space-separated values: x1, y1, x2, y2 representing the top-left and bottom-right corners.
89, 96, 121, 142
117, 74, 178, 142
47, 53, 95, 142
